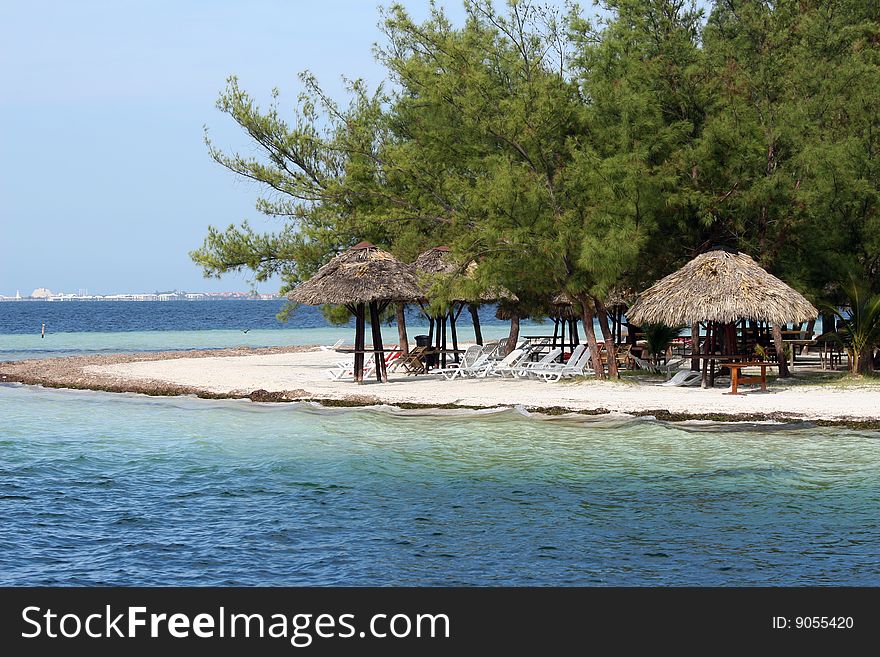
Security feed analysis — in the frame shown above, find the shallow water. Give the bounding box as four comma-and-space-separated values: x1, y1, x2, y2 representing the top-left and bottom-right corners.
1, 384, 878, 586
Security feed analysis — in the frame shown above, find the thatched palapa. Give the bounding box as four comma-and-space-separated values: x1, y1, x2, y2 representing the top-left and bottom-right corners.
627, 250, 817, 326
289, 242, 422, 384
413, 246, 516, 360
289, 241, 422, 306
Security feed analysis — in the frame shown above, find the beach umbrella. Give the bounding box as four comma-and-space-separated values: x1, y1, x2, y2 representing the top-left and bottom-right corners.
627, 249, 818, 385
288, 242, 423, 383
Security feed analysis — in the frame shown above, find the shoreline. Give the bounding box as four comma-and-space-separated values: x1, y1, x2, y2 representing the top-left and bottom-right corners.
2, 346, 880, 430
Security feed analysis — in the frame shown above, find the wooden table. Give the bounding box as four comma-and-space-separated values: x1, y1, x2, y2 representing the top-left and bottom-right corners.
724, 361, 777, 395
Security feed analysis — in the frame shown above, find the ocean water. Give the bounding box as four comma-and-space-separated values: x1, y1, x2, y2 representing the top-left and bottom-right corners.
1, 301, 877, 586
0, 300, 538, 361
1, 384, 878, 586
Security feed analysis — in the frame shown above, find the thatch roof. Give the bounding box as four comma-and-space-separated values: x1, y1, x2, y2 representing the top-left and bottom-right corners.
413, 247, 517, 303
288, 242, 423, 306
627, 250, 818, 326
413, 246, 458, 275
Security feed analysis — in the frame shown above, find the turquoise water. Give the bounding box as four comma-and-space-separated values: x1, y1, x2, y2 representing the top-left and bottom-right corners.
0, 325, 523, 362
1, 384, 878, 586
0, 300, 541, 360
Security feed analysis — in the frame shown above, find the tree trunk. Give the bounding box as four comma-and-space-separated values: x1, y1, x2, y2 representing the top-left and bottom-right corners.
469, 304, 483, 345
690, 322, 701, 371
857, 347, 876, 374
506, 314, 520, 355
395, 303, 409, 356
578, 297, 605, 379
772, 324, 790, 377
594, 298, 619, 378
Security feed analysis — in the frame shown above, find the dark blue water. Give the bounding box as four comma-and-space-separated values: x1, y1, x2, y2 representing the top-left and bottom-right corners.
0, 300, 512, 334
2, 385, 878, 586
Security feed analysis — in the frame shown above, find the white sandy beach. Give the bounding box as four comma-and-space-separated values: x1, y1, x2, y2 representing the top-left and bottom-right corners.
83, 348, 880, 422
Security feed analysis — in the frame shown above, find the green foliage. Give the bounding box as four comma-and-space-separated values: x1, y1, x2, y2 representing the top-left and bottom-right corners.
822, 278, 880, 374
193, 0, 880, 343
642, 323, 683, 363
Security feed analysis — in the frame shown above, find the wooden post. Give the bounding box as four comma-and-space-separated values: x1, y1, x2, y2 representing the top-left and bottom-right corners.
559, 316, 566, 360
469, 304, 483, 345
354, 303, 365, 383
552, 317, 560, 351
368, 301, 386, 383
701, 322, 712, 388
690, 322, 701, 371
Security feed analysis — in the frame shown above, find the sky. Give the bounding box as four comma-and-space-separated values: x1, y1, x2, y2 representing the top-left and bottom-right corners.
0, 0, 582, 296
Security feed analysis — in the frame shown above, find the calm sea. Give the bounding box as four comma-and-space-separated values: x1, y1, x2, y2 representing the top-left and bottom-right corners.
1, 301, 878, 586
0, 300, 524, 361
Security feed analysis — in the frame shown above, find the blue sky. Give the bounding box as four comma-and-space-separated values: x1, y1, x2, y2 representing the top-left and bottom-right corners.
0, 0, 580, 295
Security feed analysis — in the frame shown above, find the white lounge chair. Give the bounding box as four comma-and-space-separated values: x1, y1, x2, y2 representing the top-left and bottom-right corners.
326, 354, 375, 380
660, 370, 702, 387
435, 353, 491, 380
511, 348, 563, 378
319, 338, 346, 352
429, 345, 482, 379
539, 346, 594, 382
483, 348, 530, 377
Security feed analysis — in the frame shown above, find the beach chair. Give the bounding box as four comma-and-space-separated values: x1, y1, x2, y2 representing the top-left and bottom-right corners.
483, 348, 530, 377
537, 345, 592, 382
428, 345, 482, 378
631, 354, 661, 374
435, 353, 491, 380
510, 348, 563, 378
660, 370, 702, 387
326, 354, 375, 381
319, 338, 346, 352
397, 346, 430, 375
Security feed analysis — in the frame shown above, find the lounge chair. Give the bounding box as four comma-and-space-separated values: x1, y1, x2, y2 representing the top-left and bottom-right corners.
631, 354, 661, 374
483, 348, 530, 377
510, 348, 563, 378
435, 353, 491, 380
396, 346, 430, 375
660, 370, 702, 387
326, 354, 375, 381
429, 345, 483, 379
538, 346, 594, 382
319, 338, 346, 352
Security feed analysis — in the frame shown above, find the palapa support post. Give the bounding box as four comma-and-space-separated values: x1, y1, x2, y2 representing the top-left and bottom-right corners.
559, 317, 566, 360
368, 301, 386, 383
701, 321, 712, 388
354, 303, 366, 383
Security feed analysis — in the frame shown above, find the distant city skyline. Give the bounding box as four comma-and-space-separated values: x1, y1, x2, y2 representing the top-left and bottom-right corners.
0, 1, 502, 296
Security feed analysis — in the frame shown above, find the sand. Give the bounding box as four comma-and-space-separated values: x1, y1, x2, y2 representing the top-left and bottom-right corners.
3, 346, 879, 424
0, 347, 880, 422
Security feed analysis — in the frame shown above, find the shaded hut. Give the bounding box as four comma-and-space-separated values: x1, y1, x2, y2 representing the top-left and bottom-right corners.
414, 247, 516, 367
546, 292, 581, 355
289, 242, 422, 383
627, 250, 818, 385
